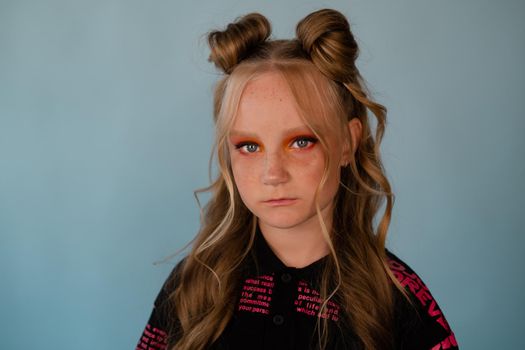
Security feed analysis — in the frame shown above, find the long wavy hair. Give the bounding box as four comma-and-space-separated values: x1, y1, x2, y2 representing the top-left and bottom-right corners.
166, 9, 407, 350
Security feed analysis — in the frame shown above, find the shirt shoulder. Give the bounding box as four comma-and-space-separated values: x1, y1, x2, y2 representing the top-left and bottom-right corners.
386, 250, 459, 350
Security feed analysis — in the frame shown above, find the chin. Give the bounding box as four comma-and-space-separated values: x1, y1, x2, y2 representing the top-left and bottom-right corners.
256, 213, 315, 230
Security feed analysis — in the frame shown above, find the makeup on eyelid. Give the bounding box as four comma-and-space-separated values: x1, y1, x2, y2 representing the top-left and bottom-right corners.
230, 135, 318, 155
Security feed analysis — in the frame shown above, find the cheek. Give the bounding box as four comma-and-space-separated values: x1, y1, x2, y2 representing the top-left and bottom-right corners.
293, 150, 328, 182
230, 157, 259, 198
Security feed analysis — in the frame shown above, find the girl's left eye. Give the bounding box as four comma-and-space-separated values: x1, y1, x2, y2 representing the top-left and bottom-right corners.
291, 137, 317, 149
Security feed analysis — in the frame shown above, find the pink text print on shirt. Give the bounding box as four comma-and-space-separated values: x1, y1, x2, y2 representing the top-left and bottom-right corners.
238, 274, 340, 322
136, 324, 168, 350
238, 274, 275, 315
295, 280, 340, 321
388, 258, 458, 349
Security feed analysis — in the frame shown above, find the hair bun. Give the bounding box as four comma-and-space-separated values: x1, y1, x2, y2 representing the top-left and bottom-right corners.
208, 13, 271, 74
296, 9, 358, 82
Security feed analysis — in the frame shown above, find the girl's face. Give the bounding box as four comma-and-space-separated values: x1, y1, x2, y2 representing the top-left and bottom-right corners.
228, 72, 345, 233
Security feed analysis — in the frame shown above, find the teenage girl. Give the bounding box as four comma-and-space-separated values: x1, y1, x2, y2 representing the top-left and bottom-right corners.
136, 9, 458, 350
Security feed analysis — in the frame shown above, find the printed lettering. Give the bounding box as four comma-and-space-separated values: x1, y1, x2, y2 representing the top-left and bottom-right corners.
430, 333, 458, 350
415, 287, 432, 306
402, 275, 420, 294
388, 256, 455, 344
428, 299, 443, 318
295, 279, 340, 322
136, 323, 167, 350
238, 274, 275, 315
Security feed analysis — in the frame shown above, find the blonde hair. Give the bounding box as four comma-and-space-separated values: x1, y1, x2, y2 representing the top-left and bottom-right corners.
167, 9, 406, 350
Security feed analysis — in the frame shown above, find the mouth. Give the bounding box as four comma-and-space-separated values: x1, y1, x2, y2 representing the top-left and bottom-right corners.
262, 198, 297, 206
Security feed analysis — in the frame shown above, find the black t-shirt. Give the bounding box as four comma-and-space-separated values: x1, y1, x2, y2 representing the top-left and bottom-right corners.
136, 230, 458, 350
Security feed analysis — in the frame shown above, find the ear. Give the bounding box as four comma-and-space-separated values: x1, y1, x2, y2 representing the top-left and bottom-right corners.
340, 118, 362, 167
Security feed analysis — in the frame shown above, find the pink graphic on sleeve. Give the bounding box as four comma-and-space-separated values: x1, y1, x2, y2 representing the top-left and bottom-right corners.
238, 274, 275, 315
430, 334, 459, 350
136, 324, 168, 350
294, 280, 340, 322
388, 258, 458, 349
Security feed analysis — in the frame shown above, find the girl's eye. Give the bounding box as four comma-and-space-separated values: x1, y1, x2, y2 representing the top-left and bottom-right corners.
236, 142, 259, 153
291, 137, 317, 149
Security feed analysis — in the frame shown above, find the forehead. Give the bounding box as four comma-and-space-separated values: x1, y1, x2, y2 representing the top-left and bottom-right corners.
233, 72, 305, 130
241, 72, 292, 99
225, 65, 343, 143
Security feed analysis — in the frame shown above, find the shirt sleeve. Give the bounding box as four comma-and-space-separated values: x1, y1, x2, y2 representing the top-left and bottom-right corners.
387, 251, 459, 350
135, 259, 185, 350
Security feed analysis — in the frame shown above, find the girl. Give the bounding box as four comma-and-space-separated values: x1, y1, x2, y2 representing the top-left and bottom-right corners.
136, 9, 458, 350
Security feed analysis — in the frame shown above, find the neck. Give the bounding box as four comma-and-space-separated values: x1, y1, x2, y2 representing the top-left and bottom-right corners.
258, 212, 332, 269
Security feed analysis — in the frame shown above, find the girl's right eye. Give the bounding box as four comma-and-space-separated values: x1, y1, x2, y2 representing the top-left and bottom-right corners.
235, 142, 259, 154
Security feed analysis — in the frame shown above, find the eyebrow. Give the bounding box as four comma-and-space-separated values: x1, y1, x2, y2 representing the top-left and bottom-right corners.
229, 126, 313, 138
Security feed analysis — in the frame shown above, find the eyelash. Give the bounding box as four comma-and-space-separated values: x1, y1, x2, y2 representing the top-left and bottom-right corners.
234, 136, 318, 154
291, 136, 318, 149
235, 142, 259, 153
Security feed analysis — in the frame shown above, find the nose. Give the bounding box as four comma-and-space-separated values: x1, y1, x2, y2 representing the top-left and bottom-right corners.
262, 151, 289, 186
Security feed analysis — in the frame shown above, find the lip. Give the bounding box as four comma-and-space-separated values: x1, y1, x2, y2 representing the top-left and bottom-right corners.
262, 198, 297, 206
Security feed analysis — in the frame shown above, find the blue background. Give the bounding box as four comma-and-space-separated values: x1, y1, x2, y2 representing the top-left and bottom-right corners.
1, 0, 524, 349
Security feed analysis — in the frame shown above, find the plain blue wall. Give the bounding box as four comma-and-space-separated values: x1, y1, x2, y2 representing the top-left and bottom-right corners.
1, 0, 524, 348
